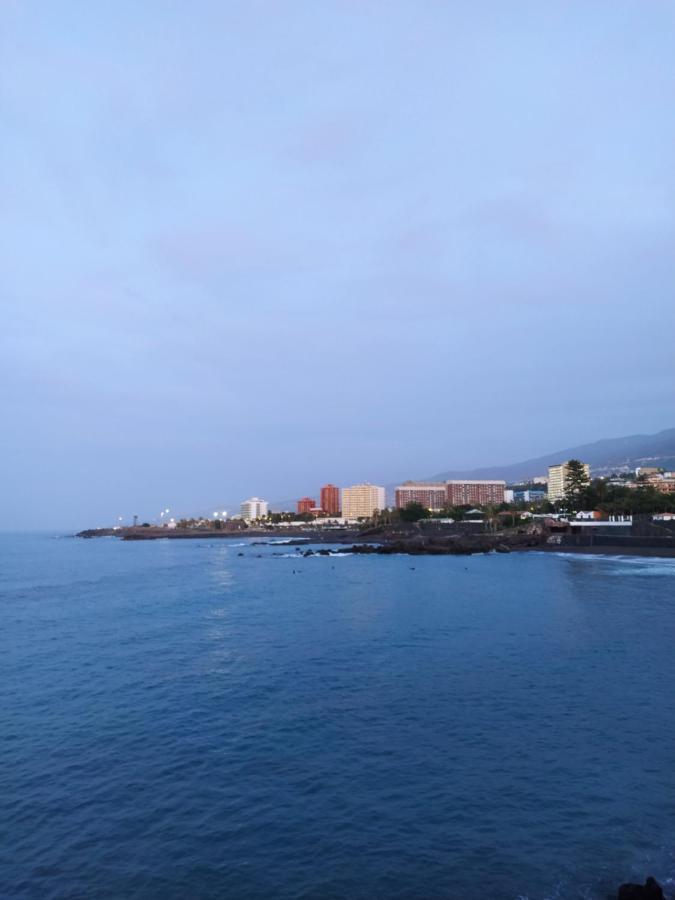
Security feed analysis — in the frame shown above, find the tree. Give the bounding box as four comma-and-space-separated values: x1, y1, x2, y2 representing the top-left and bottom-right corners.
399, 501, 431, 522
435, 505, 468, 521
564, 459, 591, 511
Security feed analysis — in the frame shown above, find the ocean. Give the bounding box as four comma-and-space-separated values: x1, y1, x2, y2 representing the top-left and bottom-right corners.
1, 533, 674, 899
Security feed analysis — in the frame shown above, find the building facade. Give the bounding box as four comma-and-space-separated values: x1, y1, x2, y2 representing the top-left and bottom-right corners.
240, 497, 269, 520
395, 482, 447, 511
652, 479, 675, 494
513, 489, 547, 503
445, 480, 506, 506
547, 461, 591, 501
320, 484, 341, 516
341, 483, 386, 519
297, 497, 316, 515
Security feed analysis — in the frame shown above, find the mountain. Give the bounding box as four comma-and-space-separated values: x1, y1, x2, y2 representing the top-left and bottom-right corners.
422, 427, 675, 485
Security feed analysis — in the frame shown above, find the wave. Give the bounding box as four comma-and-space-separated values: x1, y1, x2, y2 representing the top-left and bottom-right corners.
556, 552, 675, 575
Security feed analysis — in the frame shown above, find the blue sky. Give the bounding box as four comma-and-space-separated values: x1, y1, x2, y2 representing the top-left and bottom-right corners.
2, 1, 674, 529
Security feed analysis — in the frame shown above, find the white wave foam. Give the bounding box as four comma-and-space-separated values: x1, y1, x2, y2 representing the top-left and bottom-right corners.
556, 552, 675, 575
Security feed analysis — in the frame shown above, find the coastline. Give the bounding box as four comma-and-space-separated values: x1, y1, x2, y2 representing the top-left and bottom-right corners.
75, 524, 675, 558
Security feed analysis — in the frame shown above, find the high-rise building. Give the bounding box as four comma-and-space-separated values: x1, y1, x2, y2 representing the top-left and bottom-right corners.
320, 484, 341, 516
395, 482, 447, 511
240, 497, 269, 520
445, 480, 506, 506
341, 483, 386, 519
547, 462, 591, 501
297, 497, 316, 515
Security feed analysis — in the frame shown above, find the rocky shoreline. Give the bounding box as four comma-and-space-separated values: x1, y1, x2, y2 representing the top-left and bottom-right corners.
76, 519, 675, 558
76, 526, 553, 557
76, 523, 545, 555
298, 531, 543, 557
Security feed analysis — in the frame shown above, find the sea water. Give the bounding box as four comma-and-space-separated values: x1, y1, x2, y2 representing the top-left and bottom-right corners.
1, 533, 674, 899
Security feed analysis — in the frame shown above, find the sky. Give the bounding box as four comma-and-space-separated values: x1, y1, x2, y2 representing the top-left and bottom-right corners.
2, 1, 674, 529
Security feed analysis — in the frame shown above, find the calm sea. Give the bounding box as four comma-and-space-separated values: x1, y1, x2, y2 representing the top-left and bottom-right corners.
1, 533, 674, 899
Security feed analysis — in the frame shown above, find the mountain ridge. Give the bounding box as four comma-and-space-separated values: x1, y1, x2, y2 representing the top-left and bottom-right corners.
420, 427, 675, 485
265, 428, 675, 511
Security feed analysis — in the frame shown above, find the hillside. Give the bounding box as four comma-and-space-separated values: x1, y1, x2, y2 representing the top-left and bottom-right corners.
423, 427, 675, 484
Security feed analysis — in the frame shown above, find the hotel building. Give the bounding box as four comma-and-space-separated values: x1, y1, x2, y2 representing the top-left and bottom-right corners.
395, 482, 447, 511
547, 462, 591, 501
445, 480, 506, 506
342, 483, 386, 519
240, 497, 269, 520
320, 484, 341, 516
297, 497, 316, 515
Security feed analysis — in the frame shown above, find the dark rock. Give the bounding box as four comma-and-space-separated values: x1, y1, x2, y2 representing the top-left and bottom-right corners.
618, 876, 664, 899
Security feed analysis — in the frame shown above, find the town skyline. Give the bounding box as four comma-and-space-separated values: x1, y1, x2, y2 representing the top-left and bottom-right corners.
8, 424, 673, 530
105, 436, 675, 529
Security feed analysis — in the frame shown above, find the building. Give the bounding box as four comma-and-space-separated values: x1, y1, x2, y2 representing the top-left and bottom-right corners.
240, 497, 268, 520
653, 479, 675, 494
513, 489, 547, 504
395, 482, 447, 511
320, 484, 341, 516
297, 497, 316, 515
636, 466, 662, 477
341, 483, 386, 519
445, 480, 506, 506
547, 461, 591, 501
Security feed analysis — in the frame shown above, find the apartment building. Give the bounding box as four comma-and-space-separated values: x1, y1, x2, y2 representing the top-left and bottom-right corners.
395, 482, 447, 511
320, 484, 341, 516
547, 462, 591, 501
341, 483, 386, 519
445, 480, 506, 506
240, 497, 269, 520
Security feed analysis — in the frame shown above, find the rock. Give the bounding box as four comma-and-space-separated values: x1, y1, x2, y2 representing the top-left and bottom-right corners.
618, 876, 664, 899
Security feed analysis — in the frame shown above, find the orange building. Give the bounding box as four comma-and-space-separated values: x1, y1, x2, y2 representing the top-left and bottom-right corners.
297, 497, 316, 514
320, 484, 341, 516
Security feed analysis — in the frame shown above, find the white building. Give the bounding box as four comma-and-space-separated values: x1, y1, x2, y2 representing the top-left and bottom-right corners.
240, 497, 269, 521
547, 461, 591, 501
341, 483, 386, 519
